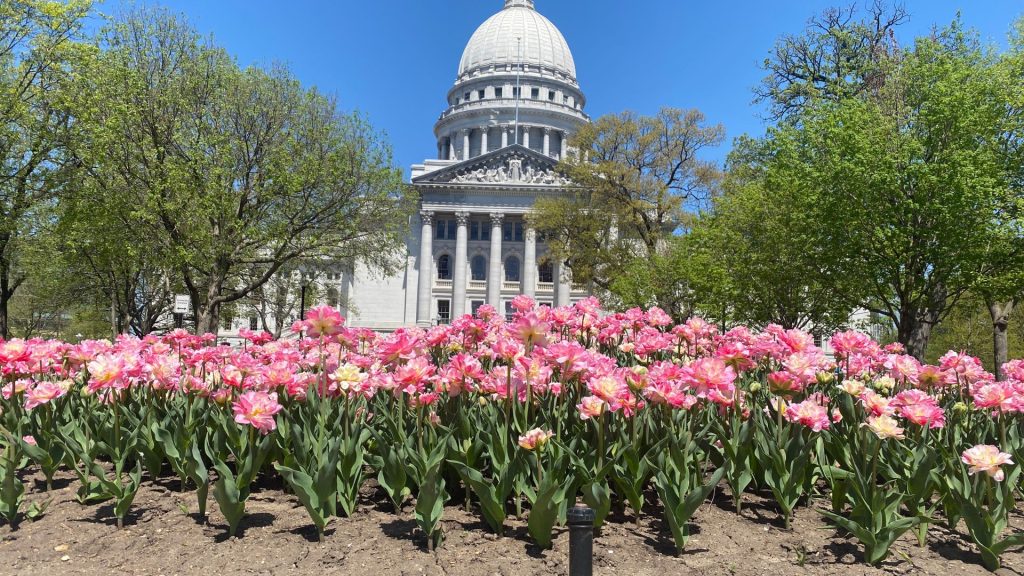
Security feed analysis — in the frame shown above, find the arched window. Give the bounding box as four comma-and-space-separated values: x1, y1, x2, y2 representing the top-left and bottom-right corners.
505, 256, 521, 283
327, 287, 339, 308
471, 255, 487, 281
437, 254, 452, 280
538, 259, 554, 284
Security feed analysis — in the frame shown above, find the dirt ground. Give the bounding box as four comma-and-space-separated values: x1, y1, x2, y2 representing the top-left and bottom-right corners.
1, 468, 1021, 576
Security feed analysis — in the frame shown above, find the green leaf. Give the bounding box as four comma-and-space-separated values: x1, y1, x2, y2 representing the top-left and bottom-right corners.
448, 460, 506, 535
527, 478, 565, 549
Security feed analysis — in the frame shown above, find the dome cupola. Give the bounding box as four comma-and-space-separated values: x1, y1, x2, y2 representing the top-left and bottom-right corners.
432, 1, 588, 163
458, 0, 576, 84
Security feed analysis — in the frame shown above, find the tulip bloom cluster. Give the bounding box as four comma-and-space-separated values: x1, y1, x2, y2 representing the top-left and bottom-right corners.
0, 299, 1021, 568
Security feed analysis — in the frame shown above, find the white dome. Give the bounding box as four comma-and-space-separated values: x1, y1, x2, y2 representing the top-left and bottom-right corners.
458, 1, 576, 81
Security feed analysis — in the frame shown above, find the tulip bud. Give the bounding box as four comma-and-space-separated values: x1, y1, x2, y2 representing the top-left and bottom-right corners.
478, 396, 488, 407
816, 371, 834, 385
953, 401, 969, 415
749, 382, 762, 394
874, 376, 895, 393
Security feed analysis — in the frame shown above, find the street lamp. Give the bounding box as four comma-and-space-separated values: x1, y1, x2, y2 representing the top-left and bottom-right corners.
297, 266, 313, 321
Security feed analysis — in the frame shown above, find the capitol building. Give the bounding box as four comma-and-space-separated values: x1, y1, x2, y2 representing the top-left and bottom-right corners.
338, 0, 590, 330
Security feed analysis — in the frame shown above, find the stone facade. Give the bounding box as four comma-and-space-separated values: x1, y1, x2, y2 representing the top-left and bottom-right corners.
346, 0, 589, 330
221, 0, 589, 336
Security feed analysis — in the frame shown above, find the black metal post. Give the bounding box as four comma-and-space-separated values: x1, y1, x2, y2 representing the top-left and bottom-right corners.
299, 283, 308, 320
174, 313, 183, 330
567, 505, 595, 576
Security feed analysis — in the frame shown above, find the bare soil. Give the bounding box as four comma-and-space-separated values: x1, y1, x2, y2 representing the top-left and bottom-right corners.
1, 468, 1021, 576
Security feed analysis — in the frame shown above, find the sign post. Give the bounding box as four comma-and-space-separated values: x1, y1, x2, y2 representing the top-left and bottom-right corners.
173, 294, 191, 330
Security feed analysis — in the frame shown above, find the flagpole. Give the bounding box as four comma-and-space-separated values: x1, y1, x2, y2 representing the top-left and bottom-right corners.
514, 36, 521, 145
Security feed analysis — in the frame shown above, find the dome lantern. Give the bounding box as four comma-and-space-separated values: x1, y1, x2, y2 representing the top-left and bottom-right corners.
504, 0, 535, 9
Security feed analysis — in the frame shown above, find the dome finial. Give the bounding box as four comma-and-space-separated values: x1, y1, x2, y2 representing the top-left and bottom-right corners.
504, 0, 535, 9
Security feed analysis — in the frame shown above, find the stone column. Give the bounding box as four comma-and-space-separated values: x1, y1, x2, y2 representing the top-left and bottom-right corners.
557, 258, 573, 307
452, 211, 470, 318
416, 210, 434, 326
480, 127, 489, 155
522, 126, 530, 149
560, 131, 568, 160
523, 224, 537, 299
449, 134, 456, 161
543, 128, 551, 157
487, 213, 503, 308
461, 129, 471, 161
554, 259, 571, 307
501, 126, 509, 148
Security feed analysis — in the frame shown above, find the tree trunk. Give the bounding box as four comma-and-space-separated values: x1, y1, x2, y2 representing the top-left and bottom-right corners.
0, 295, 8, 341
897, 310, 933, 361
0, 253, 12, 341
196, 302, 221, 336
987, 300, 1015, 381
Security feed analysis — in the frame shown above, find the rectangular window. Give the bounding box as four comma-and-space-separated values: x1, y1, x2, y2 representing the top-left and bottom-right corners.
512, 87, 521, 98
437, 300, 451, 325
249, 316, 258, 331
470, 221, 480, 241
478, 89, 485, 100
446, 219, 456, 240
495, 87, 503, 98
514, 222, 524, 242
503, 221, 512, 242
504, 302, 515, 322
540, 302, 553, 308
464, 92, 470, 101
481, 223, 490, 241
548, 90, 555, 101
471, 301, 484, 316
531, 87, 540, 99
538, 263, 554, 283
435, 220, 446, 240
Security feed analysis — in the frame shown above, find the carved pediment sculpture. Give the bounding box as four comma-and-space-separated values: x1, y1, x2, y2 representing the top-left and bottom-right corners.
413, 144, 574, 187
451, 156, 569, 186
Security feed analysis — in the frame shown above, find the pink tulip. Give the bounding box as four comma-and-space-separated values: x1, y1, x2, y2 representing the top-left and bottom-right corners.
517, 428, 553, 451
577, 395, 605, 420
232, 391, 283, 434
24, 381, 66, 410
962, 445, 1014, 482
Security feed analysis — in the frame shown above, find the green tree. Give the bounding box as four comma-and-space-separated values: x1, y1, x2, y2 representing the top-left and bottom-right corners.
977, 18, 1024, 380
69, 8, 410, 335
926, 294, 1024, 370
0, 0, 92, 337
687, 134, 852, 334
532, 108, 723, 317
788, 24, 1017, 359
756, 1, 906, 121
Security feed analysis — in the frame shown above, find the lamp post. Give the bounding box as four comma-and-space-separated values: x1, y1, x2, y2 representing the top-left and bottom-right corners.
300, 283, 308, 321
298, 267, 313, 321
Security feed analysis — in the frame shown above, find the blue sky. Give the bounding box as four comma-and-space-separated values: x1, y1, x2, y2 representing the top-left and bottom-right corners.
96, 0, 1023, 175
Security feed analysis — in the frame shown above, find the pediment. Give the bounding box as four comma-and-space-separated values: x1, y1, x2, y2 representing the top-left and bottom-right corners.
412, 144, 571, 187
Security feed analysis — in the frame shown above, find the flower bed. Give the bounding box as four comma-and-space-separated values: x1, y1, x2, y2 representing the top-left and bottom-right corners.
0, 297, 1022, 571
